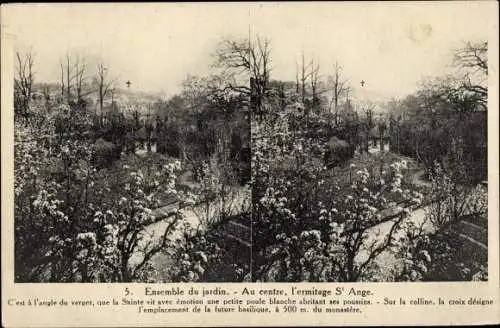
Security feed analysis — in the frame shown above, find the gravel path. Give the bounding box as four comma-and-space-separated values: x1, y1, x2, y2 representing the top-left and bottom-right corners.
355, 167, 434, 279
411, 169, 431, 188
128, 185, 250, 268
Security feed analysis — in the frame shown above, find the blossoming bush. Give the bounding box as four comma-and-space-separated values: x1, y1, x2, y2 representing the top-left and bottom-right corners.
395, 222, 488, 282
394, 162, 488, 282
169, 221, 250, 282
15, 109, 96, 281
14, 107, 211, 282
251, 113, 422, 282
426, 162, 488, 228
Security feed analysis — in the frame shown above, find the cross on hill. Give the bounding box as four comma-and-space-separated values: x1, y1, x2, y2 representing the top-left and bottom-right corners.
126, 80, 132, 88
360, 80, 366, 87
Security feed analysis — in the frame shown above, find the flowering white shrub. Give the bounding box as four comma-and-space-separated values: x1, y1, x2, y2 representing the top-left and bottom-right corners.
252, 111, 420, 282
14, 108, 203, 282
426, 162, 488, 228
395, 220, 488, 282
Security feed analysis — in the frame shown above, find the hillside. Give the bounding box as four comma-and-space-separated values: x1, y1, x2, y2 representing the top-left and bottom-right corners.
31, 82, 166, 115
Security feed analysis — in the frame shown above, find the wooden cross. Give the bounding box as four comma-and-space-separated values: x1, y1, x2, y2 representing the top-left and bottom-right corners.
360, 80, 366, 87
126, 80, 132, 88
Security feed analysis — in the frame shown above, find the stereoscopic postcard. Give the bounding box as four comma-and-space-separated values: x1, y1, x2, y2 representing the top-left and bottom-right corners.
1, 2, 499, 327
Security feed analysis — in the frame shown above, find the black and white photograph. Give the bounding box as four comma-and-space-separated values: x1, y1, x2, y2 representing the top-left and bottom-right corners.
11, 5, 252, 283
7, 3, 490, 284
249, 4, 489, 282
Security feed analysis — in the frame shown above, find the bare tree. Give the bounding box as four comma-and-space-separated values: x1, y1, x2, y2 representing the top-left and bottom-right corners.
296, 52, 323, 114
94, 62, 114, 120
453, 41, 488, 111
310, 58, 320, 109
41, 83, 51, 109
300, 52, 310, 104
181, 74, 213, 112
327, 61, 348, 124
344, 86, 351, 103
295, 62, 300, 94
419, 72, 486, 118
74, 54, 88, 103
59, 60, 65, 99
358, 103, 376, 152
362, 102, 376, 130
454, 41, 488, 75
58, 53, 90, 105
248, 36, 271, 118
213, 35, 272, 118
65, 53, 75, 103
14, 50, 35, 117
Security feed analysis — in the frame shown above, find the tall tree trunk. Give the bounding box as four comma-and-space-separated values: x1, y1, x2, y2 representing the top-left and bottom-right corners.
66, 56, 71, 104
99, 85, 104, 126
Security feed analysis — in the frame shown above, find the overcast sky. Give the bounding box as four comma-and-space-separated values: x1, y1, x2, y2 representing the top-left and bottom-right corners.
3, 2, 497, 101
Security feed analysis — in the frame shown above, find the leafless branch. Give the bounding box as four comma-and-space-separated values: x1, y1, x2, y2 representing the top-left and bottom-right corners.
454, 41, 488, 75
